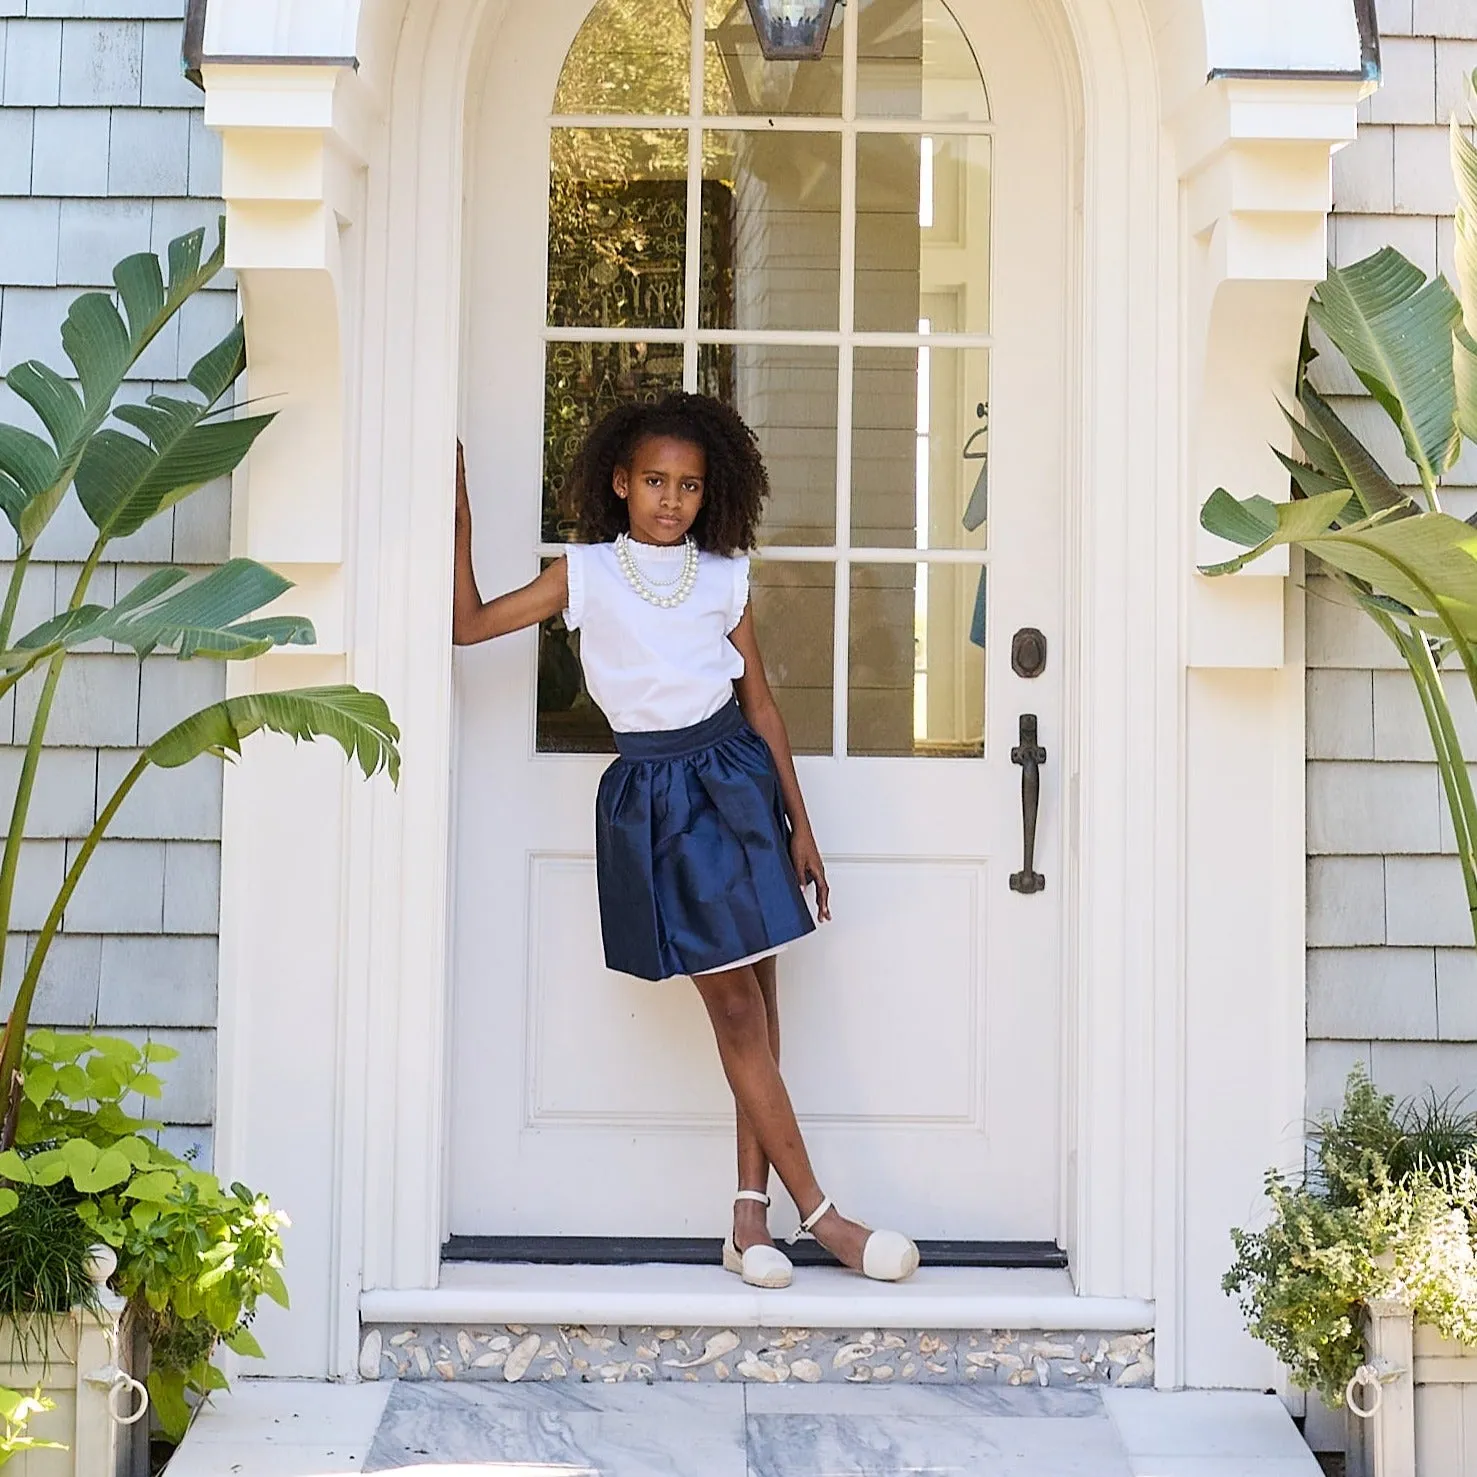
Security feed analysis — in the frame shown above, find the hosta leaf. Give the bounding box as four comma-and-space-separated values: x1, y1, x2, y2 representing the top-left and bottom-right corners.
0, 1149, 30, 1181
146, 685, 402, 784
112, 1134, 155, 1167
1309, 249, 1463, 490
22, 1062, 56, 1105
73, 1146, 135, 1193
60, 1137, 99, 1171
0, 1187, 17, 1217
123, 1170, 180, 1203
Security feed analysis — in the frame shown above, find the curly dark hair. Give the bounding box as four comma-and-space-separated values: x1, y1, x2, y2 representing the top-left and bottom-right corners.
563, 392, 769, 556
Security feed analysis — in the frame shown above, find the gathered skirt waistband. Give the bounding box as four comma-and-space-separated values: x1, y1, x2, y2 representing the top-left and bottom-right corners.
611, 698, 747, 762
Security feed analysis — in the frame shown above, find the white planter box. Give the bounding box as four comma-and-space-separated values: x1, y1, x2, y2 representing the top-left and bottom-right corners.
1347, 1300, 1477, 1477
0, 1296, 135, 1477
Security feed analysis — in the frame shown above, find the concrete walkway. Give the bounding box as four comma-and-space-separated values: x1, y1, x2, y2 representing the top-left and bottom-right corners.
167, 1377, 1324, 1476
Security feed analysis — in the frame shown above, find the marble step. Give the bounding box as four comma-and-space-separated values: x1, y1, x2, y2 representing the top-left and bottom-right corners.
166, 1379, 1325, 1477
358, 1264, 1156, 1387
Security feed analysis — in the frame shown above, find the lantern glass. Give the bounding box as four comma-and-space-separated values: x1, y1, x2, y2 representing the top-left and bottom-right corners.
705, 0, 843, 114
742, 0, 841, 60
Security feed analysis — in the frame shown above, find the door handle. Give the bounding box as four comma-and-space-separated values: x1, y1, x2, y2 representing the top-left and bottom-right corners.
1010, 713, 1046, 894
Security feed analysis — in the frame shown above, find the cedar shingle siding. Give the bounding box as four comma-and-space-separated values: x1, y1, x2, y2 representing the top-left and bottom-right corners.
1308, 3, 1477, 1118
3, 1, 1475, 1163
0, 2, 225, 1163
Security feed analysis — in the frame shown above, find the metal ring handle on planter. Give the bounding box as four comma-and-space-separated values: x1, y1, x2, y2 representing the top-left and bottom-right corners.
107, 1372, 150, 1427
1345, 1364, 1385, 1420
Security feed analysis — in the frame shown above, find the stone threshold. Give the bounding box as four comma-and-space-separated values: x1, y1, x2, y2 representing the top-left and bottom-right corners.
360, 1263, 1154, 1333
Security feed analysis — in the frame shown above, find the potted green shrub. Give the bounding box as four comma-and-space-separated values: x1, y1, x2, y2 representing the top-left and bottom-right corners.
0, 223, 401, 1465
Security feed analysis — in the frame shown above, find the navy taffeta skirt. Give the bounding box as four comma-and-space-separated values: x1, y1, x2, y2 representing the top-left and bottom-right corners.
596, 699, 816, 981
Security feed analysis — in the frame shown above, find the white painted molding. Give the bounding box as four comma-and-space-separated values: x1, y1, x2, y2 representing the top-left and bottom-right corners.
1178, 77, 1365, 669
1203, 0, 1362, 78
202, 0, 1365, 79
201, 0, 1351, 1394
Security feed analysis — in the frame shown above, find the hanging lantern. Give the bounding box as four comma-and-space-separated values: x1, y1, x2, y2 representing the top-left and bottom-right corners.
743, 0, 841, 60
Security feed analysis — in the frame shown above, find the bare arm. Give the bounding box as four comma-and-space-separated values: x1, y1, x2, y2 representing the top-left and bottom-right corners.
730, 606, 830, 921
453, 441, 569, 645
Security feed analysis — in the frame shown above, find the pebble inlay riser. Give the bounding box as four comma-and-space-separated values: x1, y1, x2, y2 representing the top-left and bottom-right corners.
359, 1326, 1155, 1388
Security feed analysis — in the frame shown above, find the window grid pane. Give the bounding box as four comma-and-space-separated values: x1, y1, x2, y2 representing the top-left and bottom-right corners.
540, 0, 993, 756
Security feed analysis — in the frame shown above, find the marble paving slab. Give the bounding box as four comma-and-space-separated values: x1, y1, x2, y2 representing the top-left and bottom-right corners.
363, 1379, 1136, 1476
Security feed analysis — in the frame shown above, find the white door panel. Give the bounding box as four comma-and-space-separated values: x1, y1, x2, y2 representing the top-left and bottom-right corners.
451, 0, 1069, 1243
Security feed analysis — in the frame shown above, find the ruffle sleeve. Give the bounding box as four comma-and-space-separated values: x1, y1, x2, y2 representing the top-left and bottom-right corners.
725, 553, 751, 635
562, 544, 585, 631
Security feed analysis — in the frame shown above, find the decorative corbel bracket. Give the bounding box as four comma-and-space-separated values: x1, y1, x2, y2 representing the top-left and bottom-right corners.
1178, 76, 1367, 667
201, 63, 371, 662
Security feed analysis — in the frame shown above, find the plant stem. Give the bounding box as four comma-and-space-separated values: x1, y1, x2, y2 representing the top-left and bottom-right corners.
0, 655, 64, 971
0, 753, 149, 1148
0, 539, 110, 1125
1337, 535, 1477, 941
0, 548, 31, 653
1385, 614, 1477, 946
68, 538, 104, 613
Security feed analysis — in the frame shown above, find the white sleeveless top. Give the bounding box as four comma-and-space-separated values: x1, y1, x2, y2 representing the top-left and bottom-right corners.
562, 541, 750, 734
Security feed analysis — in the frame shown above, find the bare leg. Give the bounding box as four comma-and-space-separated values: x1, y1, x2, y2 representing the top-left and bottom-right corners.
695, 962, 871, 1270
732, 956, 779, 1252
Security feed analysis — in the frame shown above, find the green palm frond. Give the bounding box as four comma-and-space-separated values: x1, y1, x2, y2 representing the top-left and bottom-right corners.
1309, 248, 1463, 493
0, 561, 315, 679
147, 686, 402, 785
0, 222, 227, 551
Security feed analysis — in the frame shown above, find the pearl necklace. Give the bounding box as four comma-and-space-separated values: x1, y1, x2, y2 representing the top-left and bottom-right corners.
615, 533, 699, 608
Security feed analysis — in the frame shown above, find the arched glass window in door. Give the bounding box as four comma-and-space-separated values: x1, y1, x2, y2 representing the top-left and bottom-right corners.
539, 0, 991, 759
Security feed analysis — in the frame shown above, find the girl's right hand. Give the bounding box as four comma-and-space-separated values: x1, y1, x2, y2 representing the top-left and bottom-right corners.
455, 440, 471, 539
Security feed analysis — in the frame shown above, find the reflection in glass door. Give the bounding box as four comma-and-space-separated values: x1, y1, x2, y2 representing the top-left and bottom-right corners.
538, 0, 992, 762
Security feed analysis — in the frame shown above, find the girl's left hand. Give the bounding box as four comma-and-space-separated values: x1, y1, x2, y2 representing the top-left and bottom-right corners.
791, 830, 831, 922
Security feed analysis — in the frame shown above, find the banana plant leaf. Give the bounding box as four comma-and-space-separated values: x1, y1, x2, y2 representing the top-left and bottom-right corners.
1202, 487, 1477, 639
1296, 383, 1409, 516
147, 686, 402, 784
75, 323, 272, 541
0, 560, 315, 677
0, 222, 226, 550
1308, 247, 1463, 492
1453, 118, 1477, 441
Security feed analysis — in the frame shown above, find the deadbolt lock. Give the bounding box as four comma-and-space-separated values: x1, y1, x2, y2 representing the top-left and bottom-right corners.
1011, 627, 1047, 679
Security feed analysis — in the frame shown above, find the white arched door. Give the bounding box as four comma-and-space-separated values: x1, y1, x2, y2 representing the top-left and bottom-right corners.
451, 0, 1070, 1243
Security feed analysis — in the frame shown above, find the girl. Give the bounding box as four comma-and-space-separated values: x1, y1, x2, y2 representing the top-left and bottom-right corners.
452, 392, 918, 1287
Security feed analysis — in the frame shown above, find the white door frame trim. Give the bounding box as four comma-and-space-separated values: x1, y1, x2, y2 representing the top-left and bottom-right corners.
202, 0, 1366, 1387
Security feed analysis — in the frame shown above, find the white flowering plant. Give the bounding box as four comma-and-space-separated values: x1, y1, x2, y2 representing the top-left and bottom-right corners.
1224, 1069, 1477, 1405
